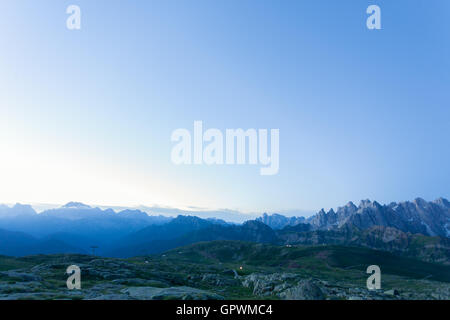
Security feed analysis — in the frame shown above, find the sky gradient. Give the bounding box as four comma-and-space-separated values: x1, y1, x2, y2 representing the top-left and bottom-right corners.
0, 1, 449, 214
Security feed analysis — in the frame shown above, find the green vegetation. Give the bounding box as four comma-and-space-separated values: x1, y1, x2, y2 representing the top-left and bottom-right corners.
160, 241, 450, 281
0, 241, 448, 300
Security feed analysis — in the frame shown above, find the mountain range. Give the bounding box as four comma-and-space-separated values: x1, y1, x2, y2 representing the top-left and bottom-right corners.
306, 198, 450, 237
0, 198, 448, 263
0, 202, 171, 255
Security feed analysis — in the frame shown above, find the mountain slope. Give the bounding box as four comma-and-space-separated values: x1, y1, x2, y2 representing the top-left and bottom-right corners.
277, 225, 450, 265
164, 241, 450, 283
0, 229, 85, 256
110, 220, 277, 258
305, 198, 450, 237
256, 213, 305, 229
0, 202, 171, 255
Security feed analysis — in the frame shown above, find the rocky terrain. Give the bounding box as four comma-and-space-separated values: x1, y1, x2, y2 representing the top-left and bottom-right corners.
0, 241, 448, 300
277, 225, 450, 265
306, 198, 450, 237
256, 213, 306, 230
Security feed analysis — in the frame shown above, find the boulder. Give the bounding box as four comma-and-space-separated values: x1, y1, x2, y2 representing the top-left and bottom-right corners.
279, 280, 325, 300
384, 289, 400, 296
121, 286, 224, 300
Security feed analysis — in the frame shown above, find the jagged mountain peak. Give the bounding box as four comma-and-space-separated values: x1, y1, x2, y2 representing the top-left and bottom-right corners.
336, 202, 358, 216
358, 199, 375, 209
243, 219, 270, 229
413, 197, 429, 208
433, 197, 450, 209
345, 201, 357, 209
173, 215, 207, 223
256, 213, 305, 230
357, 200, 383, 211
62, 202, 91, 209
12, 203, 36, 214
306, 197, 450, 238
0, 203, 37, 217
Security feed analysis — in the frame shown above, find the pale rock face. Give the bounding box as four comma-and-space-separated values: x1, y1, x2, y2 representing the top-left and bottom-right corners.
257, 198, 450, 238
305, 198, 450, 238
256, 213, 305, 230
278, 280, 325, 300
433, 197, 450, 209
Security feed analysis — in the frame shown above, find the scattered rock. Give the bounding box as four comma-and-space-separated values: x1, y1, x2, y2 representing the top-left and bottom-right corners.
121, 286, 224, 300
0, 271, 42, 282
279, 280, 325, 300
384, 289, 400, 296
201, 274, 240, 286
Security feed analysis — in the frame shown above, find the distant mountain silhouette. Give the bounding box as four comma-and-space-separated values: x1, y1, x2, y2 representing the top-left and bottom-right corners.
109, 219, 276, 258
0, 202, 171, 255
0, 204, 36, 218
0, 198, 448, 260
256, 213, 306, 229
0, 229, 84, 256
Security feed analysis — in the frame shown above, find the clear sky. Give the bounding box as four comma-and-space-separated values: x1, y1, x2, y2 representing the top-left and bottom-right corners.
0, 1, 448, 214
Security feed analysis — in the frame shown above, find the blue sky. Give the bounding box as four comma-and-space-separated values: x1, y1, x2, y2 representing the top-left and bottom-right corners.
0, 1, 448, 214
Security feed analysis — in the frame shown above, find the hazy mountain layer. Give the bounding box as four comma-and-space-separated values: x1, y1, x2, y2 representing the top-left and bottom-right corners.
0, 198, 448, 262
